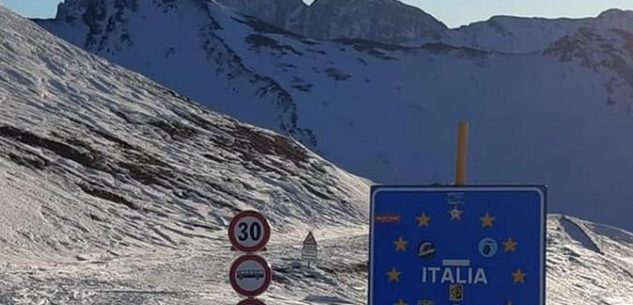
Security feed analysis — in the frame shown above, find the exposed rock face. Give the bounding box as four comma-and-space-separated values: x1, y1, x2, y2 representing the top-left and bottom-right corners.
215, 0, 448, 45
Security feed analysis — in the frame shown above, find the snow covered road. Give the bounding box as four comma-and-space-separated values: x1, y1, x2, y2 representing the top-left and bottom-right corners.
3, 217, 633, 305
0, 227, 369, 305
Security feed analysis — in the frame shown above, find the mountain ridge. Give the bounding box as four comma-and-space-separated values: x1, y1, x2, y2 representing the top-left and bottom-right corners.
36, 0, 633, 230
215, 0, 448, 44
1, 3, 368, 256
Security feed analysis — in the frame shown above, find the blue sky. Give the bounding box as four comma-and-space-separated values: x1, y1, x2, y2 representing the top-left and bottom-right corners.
4, 0, 633, 27
4, 0, 61, 19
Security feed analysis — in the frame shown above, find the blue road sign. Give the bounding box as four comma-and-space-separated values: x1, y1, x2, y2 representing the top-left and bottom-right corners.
369, 186, 546, 305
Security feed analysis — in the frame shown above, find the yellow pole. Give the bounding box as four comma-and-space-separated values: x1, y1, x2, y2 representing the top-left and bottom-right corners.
455, 121, 469, 185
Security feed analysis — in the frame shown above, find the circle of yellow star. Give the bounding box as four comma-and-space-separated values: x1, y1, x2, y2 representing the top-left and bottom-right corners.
512, 268, 527, 284
394, 299, 408, 305
394, 236, 408, 252
480, 212, 495, 228
416, 213, 431, 227
387, 267, 401, 283
449, 207, 463, 221
503, 237, 518, 252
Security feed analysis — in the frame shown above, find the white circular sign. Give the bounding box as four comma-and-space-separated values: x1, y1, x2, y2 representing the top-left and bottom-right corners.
229, 211, 271, 252
230, 255, 272, 297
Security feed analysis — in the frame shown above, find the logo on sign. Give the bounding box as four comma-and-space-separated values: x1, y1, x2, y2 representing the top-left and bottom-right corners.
449, 284, 464, 302
237, 269, 265, 280
417, 241, 437, 258
478, 238, 498, 258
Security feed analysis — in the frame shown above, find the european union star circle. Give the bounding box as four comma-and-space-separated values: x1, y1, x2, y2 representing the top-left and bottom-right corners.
369, 186, 546, 305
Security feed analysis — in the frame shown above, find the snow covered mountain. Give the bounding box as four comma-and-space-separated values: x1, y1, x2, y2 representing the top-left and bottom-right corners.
215, 0, 306, 34
446, 9, 633, 53
36, 0, 633, 231
2, 5, 633, 304
214, 0, 448, 45
0, 0, 368, 286
546, 215, 633, 305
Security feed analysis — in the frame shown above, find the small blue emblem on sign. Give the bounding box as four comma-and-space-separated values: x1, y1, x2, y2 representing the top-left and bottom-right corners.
478, 238, 498, 258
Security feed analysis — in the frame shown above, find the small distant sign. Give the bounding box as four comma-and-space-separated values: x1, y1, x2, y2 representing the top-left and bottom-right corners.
302, 231, 318, 262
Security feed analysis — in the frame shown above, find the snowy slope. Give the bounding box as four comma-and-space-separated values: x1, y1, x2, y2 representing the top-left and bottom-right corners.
546, 215, 633, 305
0, 0, 368, 268
0, 4, 373, 304
445, 9, 633, 53
37, 0, 633, 231
2, 7, 633, 304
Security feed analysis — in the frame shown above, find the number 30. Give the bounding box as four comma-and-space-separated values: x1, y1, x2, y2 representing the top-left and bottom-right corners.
238, 222, 262, 241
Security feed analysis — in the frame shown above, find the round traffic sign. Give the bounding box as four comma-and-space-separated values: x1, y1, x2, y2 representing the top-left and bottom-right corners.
229, 255, 272, 297
237, 299, 267, 305
228, 210, 271, 253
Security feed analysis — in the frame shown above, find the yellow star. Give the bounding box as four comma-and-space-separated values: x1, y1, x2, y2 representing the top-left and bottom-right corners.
387, 267, 401, 283
449, 207, 463, 221
416, 213, 431, 227
394, 236, 408, 252
506, 301, 515, 305
503, 237, 518, 252
394, 298, 407, 305
480, 212, 495, 228
512, 268, 527, 284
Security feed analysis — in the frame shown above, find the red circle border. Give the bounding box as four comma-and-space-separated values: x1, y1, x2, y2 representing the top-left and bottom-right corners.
228, 210, 271, 253
229, 254, 272, 297
237, 299, 267, 305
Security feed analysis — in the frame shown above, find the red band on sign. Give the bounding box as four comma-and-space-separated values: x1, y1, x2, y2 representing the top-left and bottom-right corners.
375, 214, 401, 224
237, 298, 267, 305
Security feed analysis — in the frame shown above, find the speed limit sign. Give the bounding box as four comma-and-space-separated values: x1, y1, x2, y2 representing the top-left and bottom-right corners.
228, 210, 271, 252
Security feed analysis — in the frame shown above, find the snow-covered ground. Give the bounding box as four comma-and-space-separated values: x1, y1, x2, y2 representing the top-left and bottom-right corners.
0, 5, 369, 304
445, 9, 633, 53
2, 4, 633, 305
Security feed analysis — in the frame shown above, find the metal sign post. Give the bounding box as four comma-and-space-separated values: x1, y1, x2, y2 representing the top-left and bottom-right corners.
455, 121, 469, 186
228, 210, 272, 304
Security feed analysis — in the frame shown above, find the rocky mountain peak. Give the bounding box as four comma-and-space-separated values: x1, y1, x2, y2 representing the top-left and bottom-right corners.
305, 0, 447, 44
595, 8, 633, 31
215, 0, 447, 45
